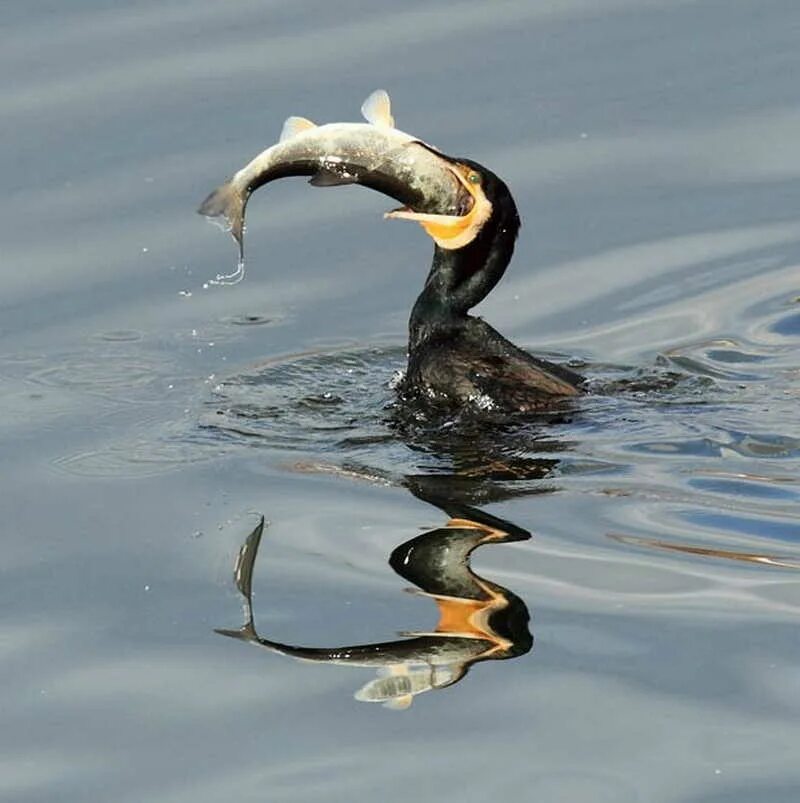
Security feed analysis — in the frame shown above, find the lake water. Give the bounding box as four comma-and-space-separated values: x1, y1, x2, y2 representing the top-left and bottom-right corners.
2, 1, 799, 801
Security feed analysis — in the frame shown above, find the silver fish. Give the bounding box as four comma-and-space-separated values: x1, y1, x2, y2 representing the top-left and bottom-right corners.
198, 90, 484, 264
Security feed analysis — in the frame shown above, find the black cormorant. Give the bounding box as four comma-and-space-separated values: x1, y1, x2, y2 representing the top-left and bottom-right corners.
390, 155, 584, 413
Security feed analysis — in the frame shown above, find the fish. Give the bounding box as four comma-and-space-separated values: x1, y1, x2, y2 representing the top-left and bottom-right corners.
197, 90, 481, 276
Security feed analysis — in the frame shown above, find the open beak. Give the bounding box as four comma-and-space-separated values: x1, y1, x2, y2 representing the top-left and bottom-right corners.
384, 160, 493, 250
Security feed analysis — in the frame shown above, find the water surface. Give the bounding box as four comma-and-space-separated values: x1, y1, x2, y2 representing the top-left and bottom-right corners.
2, 1, 799, 801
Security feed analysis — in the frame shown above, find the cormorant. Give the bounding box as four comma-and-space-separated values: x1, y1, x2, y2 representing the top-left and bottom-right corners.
390, 155, 584, 413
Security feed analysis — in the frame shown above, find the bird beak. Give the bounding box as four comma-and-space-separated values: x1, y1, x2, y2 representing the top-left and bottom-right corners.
384, 160, 493, 250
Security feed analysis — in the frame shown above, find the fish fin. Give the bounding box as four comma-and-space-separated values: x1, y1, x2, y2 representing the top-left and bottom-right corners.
309, 167, 358, 187
375, 665, 408, 678
383, 695, 413, 710
361, 89, 395, 129
353, 683, 378, 702
214, 623, 259, 643
198, 179, 247, 254
432, 664, 468, 688
279, 115, 317, 142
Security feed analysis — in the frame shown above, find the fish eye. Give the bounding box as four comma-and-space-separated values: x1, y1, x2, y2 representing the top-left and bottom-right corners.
467, 171, 481, 185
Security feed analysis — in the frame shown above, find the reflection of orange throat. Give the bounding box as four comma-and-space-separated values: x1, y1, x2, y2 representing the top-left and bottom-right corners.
429, 517, 512, 649
433, 595, 501, 642
385, 165, 493, 250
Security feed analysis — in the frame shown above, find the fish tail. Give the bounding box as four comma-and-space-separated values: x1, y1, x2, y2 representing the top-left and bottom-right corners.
197, 178, 248, 254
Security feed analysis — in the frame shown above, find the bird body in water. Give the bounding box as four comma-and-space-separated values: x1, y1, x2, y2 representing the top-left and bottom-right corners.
393, 156, 583, 412
199, 91, 584, 414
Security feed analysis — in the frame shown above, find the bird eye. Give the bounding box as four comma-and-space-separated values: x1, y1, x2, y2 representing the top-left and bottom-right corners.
467, 171, 481, 185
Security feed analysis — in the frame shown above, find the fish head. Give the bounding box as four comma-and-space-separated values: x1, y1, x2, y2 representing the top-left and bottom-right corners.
385, 148, 495, 250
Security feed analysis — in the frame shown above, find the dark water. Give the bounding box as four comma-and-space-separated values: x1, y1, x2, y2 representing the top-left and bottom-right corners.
2, 1, 800, 801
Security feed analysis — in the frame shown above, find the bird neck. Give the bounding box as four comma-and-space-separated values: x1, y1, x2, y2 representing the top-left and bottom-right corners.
409, 197, 520, 351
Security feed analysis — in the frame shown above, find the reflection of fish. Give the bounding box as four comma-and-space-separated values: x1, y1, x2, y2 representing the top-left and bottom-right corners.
216, 501, 532, 710
198, 90, 477, 261
354, 664, 464, 711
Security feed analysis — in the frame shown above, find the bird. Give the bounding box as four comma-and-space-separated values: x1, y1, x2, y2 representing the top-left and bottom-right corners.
387, 153, 584, 413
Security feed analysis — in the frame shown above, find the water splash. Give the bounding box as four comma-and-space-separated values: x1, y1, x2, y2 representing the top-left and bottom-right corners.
208, 256, 246, 287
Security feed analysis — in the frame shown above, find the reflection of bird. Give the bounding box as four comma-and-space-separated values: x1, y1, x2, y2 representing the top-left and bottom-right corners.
216, 500, 532, 710
388, 152, 585, 413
